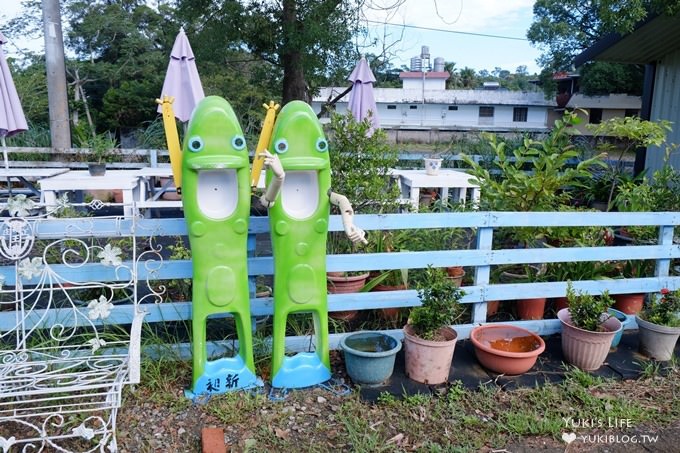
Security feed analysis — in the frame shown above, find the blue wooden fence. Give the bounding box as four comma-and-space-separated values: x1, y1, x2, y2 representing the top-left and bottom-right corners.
1, 210, 678, 355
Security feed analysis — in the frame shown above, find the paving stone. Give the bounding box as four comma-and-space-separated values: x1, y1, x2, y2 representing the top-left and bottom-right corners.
201, 427, 226, 453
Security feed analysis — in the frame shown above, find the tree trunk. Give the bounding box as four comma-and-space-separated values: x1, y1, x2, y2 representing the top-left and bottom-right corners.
281, 0, 308, 104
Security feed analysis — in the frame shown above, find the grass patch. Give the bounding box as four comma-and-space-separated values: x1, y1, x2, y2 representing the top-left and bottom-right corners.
117, 357, 680, 452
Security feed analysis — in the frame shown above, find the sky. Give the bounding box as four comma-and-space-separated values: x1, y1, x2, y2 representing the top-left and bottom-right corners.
1, 0, 543, 74
361, 0, 542, 73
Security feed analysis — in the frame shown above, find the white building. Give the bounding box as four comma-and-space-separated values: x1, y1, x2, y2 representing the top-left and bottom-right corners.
312, 70, 555, 138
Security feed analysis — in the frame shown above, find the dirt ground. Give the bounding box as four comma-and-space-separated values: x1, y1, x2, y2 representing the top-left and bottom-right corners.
112, 350, 680, 453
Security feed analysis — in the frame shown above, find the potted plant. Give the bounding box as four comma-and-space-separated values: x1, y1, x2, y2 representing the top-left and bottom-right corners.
326, 222, 371, 322
544, 221, 614, 315
424, 151, 444, 176
403, 266, 465, 385
558, 283, 621, 370
610, 260, 653, 314
76, 130, 118, 176
462, 111, 605, 214
636, 288, 680, 361
327, 270, 370, 321
497, 263, 547, 320
362, 230, 410, 322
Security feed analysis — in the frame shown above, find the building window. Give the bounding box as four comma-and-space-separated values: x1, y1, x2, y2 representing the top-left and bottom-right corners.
479, 106, 494, 118
589, 108, 603, 124
410, 105, 418, 110
625, 109, 639, 117
513, 107, 528, 122
387, 105, 397, 110
448, 105, 458, 111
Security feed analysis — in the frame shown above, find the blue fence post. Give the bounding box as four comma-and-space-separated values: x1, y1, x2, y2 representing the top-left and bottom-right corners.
472, 221, 493, 323
655, 225, 675, 278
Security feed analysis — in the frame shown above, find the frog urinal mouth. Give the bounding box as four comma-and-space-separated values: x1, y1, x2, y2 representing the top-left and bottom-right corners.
183, 98, 250, 221
270, 108, 330, 220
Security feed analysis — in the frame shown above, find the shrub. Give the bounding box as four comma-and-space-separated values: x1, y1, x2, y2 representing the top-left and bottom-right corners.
566, 283, 613, 332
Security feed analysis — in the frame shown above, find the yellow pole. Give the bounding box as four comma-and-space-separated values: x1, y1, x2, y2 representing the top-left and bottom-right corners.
251, 101, 280, 188
155, 95, 183, 193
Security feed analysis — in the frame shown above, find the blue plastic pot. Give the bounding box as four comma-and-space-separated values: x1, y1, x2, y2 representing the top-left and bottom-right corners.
340, 331, 401, 386
608, 308, 630, 348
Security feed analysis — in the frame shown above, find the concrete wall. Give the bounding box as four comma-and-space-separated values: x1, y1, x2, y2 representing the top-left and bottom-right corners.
316, 101, 550, 132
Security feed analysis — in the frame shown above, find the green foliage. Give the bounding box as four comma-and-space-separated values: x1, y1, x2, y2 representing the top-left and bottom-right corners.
544, 217, 614, 281
409, 267, 465, 341
5, 122, 52, 159
4, 55, 49, 126
641, 289, 680, 327
615, 162, 680, 218
179, 0, 359, 103
579, 61, 644, 96
581, 163, 639, 210
64, 1, 169, 130
566, 283, 613, 332
527, 0, 680, 94
327, 113, 400, 214
73, 127, 118, 164
463, 111, 605, 212
134, 117, 171, 151
589, 116, 672, 149
165, 237, 192, 302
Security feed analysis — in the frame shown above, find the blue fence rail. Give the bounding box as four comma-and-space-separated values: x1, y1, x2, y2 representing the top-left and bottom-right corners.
1, 211, 678, 354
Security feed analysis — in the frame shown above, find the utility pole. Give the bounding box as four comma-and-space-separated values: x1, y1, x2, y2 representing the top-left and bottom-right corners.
42, 0, 71, 151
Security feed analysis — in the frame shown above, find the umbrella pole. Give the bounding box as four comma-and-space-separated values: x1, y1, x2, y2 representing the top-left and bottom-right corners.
1, 137, 10, 197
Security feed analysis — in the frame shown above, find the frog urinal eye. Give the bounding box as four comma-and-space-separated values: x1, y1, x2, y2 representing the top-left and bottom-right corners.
181, 96, 259, 397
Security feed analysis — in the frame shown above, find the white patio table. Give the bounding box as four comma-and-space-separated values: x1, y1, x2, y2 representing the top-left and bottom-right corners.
0, 168, 70, 197
389, 168, 481, 212
39, 170, 143, 216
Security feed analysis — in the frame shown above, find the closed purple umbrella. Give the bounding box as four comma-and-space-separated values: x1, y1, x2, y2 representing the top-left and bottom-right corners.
347, 56, 379, 134
157, 28, 204, 122
0, 31, 28, 194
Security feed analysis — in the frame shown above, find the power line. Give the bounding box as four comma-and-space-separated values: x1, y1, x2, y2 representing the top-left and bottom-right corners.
365, 19, 528, 41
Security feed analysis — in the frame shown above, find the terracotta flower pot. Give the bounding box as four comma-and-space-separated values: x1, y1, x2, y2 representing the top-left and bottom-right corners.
327, 272, 369, 321
486, 300, 500, 317
516, 297, 546, 320
327, 272, 369, 293
553, 296, 569, 313
470, 324, 545, 375
446, 266, 465, 287
403, 324, 457, 385
558, 308, 621, 370
613, 293, 644, 315
372, 283, 407, 322
112, 189, 124, 204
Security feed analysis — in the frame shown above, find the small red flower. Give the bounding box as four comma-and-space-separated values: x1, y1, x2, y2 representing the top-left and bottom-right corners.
661, 288, 670, 295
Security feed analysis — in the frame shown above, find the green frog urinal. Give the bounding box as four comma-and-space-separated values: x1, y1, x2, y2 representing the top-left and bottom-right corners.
182, 95, 258, 397
263, 101, 366, 388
